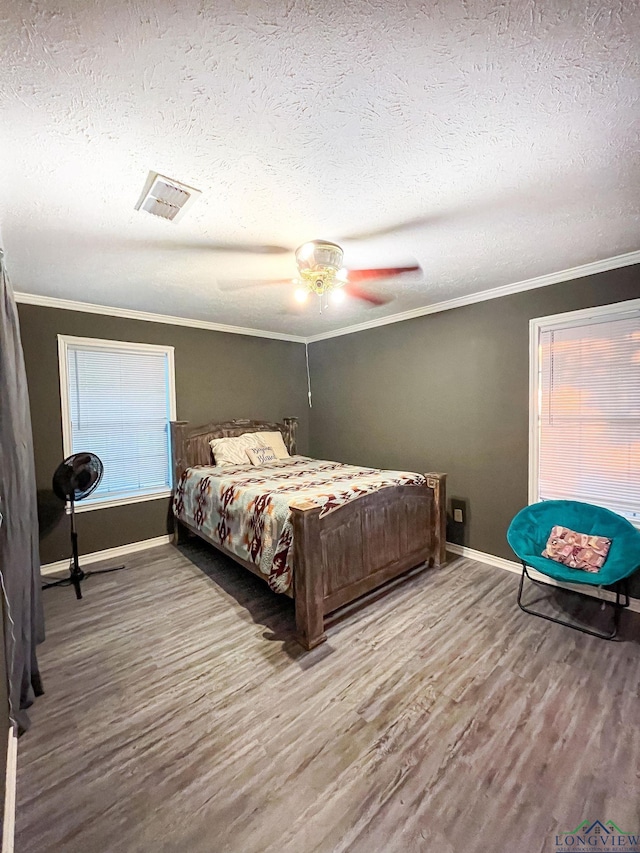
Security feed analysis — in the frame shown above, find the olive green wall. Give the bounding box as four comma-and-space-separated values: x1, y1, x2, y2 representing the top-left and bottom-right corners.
18, 304, 309, 565
308, 264, 640, 564
18, 263, 640, 570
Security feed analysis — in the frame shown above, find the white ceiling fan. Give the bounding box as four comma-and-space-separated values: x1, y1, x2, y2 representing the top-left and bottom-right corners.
218, 239, 422, 310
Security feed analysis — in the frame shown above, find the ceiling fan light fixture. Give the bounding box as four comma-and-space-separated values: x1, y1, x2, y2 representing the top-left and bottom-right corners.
295, 240, 343, 272
294, 240, 348, 296
294, 287, 309, 303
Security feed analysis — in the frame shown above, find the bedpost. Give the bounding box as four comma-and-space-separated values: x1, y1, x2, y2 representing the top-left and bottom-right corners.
170, 421, 190, 546
170, 421, 189, 488
426, 472, 447, 566
283, 417, 298, 455
291, 505, 327, 649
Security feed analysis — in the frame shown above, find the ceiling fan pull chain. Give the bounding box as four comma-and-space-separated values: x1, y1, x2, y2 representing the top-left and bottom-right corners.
305, 342, 312, 408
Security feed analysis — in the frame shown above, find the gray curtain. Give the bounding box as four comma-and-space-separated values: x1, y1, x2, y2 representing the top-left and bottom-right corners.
0, 250, 44, 733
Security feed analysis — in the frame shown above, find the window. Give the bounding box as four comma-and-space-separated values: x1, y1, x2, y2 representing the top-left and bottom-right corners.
530, 300, 640, 527
58, 335, 176, 511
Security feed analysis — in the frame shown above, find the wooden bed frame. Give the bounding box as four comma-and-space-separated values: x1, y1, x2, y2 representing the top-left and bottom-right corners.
171, 417, 447, 650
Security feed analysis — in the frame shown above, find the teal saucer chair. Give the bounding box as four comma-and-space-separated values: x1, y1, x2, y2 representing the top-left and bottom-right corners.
507, 500, 640, 639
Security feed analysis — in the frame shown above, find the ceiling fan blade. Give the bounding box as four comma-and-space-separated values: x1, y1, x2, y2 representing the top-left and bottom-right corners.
346, 265, 421, 284
341, 216, 445, 241
217, 278, 294, 291
339, 177, 571, 241
147, 240, 292, 255
344, 283, 394, 306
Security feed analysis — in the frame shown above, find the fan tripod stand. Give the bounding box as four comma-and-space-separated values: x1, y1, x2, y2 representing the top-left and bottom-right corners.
42, 496, 126, 599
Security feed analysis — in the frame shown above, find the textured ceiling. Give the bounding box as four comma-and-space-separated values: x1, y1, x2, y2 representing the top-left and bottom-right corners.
1, 0, 639, 336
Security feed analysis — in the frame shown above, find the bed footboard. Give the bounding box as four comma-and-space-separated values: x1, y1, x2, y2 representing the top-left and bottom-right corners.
291, 473, 446, 649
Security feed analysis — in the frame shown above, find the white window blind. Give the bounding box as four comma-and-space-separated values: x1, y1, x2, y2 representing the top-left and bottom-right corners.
533, 305, 640, 525
59, 337, 176, 508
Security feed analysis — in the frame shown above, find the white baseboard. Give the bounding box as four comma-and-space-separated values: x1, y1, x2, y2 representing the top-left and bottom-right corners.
2, 727, 17, 853
446, 542, 640, 614
40, 535, 173, 577
447, 542, 522, 573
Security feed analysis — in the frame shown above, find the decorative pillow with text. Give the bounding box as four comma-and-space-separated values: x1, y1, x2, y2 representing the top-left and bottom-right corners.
246, 446, 278, 466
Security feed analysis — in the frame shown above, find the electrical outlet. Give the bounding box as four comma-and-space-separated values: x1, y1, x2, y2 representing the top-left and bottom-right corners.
453, 508, 464, 523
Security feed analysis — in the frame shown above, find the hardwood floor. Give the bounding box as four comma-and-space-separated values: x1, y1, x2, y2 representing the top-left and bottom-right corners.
16, 542, 640, 853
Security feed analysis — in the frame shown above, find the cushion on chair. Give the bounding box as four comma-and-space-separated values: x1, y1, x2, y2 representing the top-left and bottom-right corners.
542, 525, 612, 572
507, 500, 640, 587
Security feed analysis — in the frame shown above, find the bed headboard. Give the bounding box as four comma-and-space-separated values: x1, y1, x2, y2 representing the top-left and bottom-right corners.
170, 417, 298, 486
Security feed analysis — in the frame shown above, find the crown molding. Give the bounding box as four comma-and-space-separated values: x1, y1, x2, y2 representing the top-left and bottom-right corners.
306, 249, 640, 343
13, 249, 640, 345
13, 292, 307, 343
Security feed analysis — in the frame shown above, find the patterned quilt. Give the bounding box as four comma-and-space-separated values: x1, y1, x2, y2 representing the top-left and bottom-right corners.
173, 456, 426, 594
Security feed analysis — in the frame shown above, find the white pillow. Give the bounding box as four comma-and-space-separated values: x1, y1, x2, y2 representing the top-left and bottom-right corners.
257, 431, 290, 459
209, 434, 258, 466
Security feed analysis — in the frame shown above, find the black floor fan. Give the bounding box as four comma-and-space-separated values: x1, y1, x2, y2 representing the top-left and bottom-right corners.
42, 453, 126, 599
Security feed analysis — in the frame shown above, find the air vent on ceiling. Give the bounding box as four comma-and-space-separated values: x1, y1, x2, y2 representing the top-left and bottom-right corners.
135, 172, 202, 222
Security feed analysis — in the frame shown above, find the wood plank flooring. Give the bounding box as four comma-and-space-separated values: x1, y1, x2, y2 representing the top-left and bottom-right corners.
15, 541, 640, 853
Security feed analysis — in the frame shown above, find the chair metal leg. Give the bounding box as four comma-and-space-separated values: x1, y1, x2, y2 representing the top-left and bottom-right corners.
517, 563, 628, 640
